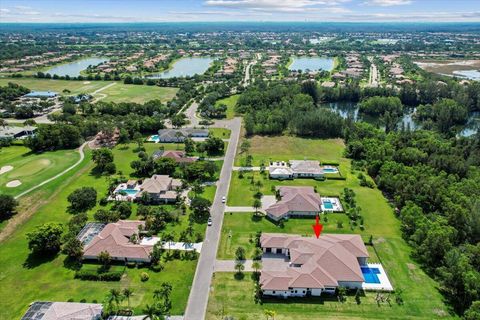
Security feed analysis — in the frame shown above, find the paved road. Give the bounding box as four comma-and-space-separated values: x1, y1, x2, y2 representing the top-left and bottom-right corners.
368, 57, 380, 87
14, 141, 87, 199
184, 117, 241, 320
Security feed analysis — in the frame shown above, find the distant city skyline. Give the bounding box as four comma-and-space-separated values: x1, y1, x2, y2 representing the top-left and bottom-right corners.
0, 0, 479, 23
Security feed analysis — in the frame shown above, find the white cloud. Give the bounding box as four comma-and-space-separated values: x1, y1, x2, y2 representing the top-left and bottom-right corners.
204, 0, 351, 13
0, 8, 11, 13
363, 0, 412, 6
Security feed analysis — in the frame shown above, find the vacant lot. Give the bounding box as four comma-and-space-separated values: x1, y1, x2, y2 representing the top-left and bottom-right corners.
100, 84, 178, 104
236, 136, 345, 166
0, 143, 80, 197
216, 94, 240, 120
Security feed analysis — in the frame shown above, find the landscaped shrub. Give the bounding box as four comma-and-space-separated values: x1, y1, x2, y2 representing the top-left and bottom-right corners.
325, 176, 346, 180
74, 270, 122, 281
140, 272, 149, 282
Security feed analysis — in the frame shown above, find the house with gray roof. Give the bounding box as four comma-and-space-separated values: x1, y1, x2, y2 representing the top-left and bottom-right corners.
0, 125, 36, 140
266, 186, 322, 221
157, 128, 209, 143
21, 301, 102, 320
260, 233, 369, 298
269, 160, 323, 180
139, 174, 182, 203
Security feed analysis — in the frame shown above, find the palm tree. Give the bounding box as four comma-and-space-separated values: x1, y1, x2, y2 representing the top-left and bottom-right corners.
264, 309, 276, 320
108, 288, 122, 312
142, 304, 162, 320
153, 289, 162, 304
253, 198, 262, 215
252, 261, 262, 274
235, 262, 245, 274
122, 288, 133, 309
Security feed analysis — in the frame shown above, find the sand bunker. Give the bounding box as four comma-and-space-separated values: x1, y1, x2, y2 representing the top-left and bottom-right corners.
0, 165, 13, 175
6, 180, 21, 188
83, 81, 91, 84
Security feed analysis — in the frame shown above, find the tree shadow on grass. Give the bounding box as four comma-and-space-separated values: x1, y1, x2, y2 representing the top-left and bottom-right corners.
23, 251, 58, 269
63, 256, 83, 271
234, 272, 245, 280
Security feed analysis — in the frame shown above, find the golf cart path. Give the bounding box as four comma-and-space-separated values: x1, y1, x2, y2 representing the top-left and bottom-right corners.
14, 141, 87, 200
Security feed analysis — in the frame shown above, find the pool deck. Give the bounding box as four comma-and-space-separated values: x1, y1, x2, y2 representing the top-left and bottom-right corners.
362, 263, 394, 291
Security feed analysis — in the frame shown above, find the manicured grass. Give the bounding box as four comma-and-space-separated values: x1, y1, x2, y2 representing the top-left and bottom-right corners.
218, 213, 351, 259
100, 84, 178, 104
189, 185, 218, 203
235, 136, 345, 166
207, 266, 452, 320
216, 94, 240, 120
0, 144, 200, 318
0, 78, 108, 95
0, 78, 178, 104
0, 143, 80, 196
209, 128, 231, 139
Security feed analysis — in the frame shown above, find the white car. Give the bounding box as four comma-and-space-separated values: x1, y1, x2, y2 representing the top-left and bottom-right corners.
207, 217, 213, 226
222, 196, 226, 203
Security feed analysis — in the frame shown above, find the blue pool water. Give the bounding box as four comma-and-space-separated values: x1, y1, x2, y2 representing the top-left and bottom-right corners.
118, 189, 138, 196
323, 168, 338, 173
361, 267, 381, 284
150, 135, 159, 142
323, 201, 334, 210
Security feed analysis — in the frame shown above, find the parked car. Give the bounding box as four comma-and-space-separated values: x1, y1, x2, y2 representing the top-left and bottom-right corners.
222, 196, 226, 203
207, 217, 213, 226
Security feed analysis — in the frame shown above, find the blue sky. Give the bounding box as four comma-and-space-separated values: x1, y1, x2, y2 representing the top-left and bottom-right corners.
0, 0, 479, 23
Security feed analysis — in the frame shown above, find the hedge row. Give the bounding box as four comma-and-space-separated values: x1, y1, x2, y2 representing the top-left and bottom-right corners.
75, 270, 123, 281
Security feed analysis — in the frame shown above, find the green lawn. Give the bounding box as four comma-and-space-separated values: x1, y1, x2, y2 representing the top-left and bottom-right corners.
236, 136, 345, 166
0, 143, 80, 196
216, 95, 239, 120
0, 78, 178, 104
210, 135, 454, 320
0, 78, 107, 95
0, 143, 202, 318
100, 84, 178, 104
209, 128, 231, 139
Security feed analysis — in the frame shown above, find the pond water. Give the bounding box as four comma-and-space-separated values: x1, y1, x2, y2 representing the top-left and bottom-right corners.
46, 57, 108, 77
148, 57, 213, 79
452, 70, 480, 81
289, 57, 334, 72
322, 102, 479, 136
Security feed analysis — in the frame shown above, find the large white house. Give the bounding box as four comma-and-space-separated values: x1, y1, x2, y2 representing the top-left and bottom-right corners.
269, 160, 324, 179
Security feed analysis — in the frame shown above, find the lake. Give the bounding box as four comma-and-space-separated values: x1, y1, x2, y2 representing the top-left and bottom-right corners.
452, 70, 480, 81
289, 57, 334, 72
46, 57, 108, 77
148, 57, 213, 79
322, 102, 479, 136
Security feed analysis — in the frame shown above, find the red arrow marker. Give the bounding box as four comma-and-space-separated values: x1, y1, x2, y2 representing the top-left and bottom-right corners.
312, 214, 323, 239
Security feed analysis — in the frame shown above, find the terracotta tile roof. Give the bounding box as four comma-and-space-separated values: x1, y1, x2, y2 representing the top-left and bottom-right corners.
83, 220, 152, 261
266, 187, 321, 219
260, 233, 369, 291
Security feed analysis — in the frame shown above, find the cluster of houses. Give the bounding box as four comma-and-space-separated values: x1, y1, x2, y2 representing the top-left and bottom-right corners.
332, 53, 364, 81
215, 57, 238, 76
0, 52, 81, 73
262, 54, 281, 76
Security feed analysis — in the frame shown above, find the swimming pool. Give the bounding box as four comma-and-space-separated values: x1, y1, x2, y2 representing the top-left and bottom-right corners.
117, 188, 138, 196
149, 135, 160, 142
361, 266, 381, 284
323, 201, 334, 210
323, 168, 338, 173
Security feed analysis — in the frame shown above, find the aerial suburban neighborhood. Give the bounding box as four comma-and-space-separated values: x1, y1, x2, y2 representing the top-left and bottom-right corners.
1, 1, 480, 320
